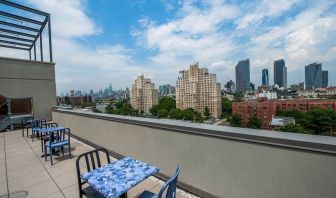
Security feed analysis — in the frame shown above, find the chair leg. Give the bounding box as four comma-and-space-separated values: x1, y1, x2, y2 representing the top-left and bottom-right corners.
50, 148, 53, 165
68, 144, 71, 159
41, 138, 44, 152
44, 146, 47, 161
61, 147, 64, 156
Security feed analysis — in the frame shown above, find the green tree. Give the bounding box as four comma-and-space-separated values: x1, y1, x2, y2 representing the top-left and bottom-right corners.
157, 109, 169, 118
194, 112, 205, 123
150, 105, 159, 116
278, 123, 307, 134
247, 116, 261, 129
105, 104, 114, 114
150, 97, 176, 116
203, 106, 211, 119
306, 108, 334, 135
157, 97, 176, 111
80, 102, 87, 109
277, 109, 307, 126
233, 93, 244, 102
221, 98, 232, 118
228, 114, 242, 127
182, 108, 196, 121
169, 108, 183, 119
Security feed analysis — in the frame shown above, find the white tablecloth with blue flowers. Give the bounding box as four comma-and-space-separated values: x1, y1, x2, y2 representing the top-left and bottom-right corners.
81, 157, 160, 198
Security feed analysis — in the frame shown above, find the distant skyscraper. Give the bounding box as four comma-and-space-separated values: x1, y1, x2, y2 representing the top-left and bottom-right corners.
262, 69, 269, 85
235, 59, 250, 92
274, 59, 287, 88
159, 84, 176, 97
176, 63, 221, 118
130, 75, 158, 114
322, 70, 328, 88
250, 82, 255, 90
225, 80, 235, 93
304, 63, 328, 90
108, 83, 113, 94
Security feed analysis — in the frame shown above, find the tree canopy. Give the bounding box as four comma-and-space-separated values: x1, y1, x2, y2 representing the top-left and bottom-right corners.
278, 123, 306, 134
247, 116, 261, 129
228, 114, 242, 127
221, 97, 232, 118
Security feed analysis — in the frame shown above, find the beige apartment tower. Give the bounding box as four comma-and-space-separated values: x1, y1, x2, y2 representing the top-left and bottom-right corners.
131, 75, 159, 114
176, 63, 222, 118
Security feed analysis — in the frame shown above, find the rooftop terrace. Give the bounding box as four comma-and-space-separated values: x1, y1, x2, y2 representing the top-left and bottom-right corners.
0, 129, 196, 198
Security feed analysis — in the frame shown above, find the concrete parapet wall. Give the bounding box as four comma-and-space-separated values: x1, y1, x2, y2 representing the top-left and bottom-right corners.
52, 109, 336, 198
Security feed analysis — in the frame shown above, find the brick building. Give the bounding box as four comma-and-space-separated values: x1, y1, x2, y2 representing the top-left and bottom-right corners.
57, 95, 93, 107
232, 99, 336, 129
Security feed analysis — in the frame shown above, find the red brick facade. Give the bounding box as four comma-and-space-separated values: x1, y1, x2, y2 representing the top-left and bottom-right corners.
232, 99, 336, 129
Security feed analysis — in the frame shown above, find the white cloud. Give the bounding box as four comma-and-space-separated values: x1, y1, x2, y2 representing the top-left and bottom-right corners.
28, 0, 101, 37
236, 0, 301, 29
133, 0, 240, 76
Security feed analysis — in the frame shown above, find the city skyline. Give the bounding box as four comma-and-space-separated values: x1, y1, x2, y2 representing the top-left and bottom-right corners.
61, 60, 330, 96
2, 0, 336, 94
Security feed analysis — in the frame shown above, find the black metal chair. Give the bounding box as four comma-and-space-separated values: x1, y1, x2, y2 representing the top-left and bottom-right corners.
21, 116, 34, 137
76, 148, 111, 198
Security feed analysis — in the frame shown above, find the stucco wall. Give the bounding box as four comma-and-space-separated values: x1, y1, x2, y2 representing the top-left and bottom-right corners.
0, 57, 56, 119
52, 110, 336, 198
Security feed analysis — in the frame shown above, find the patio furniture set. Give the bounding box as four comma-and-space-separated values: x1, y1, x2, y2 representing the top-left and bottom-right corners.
21, 117, 181, 198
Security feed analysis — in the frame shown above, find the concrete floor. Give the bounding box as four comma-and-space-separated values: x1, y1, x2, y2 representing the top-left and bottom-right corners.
0, 130, 196, 198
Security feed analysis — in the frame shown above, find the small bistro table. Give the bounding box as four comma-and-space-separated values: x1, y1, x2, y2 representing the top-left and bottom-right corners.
81, 157, 160, 198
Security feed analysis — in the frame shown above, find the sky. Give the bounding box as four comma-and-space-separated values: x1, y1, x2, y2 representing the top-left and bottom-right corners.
2, 0, 336, 95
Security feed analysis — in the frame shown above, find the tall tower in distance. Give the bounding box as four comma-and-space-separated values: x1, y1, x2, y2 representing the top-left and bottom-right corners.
176, 63, 221, 118
235, 59, 250, 93
322, 70, 328, 88
305, 63, 328, 90
262, 69, 269, 85
130, 75, 158, 114
274, 59, 287, 88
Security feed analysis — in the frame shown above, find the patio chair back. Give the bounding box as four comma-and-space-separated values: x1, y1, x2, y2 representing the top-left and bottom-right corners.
33, 119, 47, 128
158, 166, 180, 198
42, 122, 58, 128
49, 128, 69, 144
76, 148, 111, 198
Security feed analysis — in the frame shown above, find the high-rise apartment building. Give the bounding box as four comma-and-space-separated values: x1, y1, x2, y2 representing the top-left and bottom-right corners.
235, 59, 250, 93
176, 63, 221, 118
130, 75, 158, 114
262, 69, 269, 85
274, 59, 287, 88
305, 63, 328, 90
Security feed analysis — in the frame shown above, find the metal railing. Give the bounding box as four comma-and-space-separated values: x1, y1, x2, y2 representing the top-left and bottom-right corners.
0, 115, 10, 131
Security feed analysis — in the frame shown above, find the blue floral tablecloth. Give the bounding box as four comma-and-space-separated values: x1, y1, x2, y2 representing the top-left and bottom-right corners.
81, 157, 160, 198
